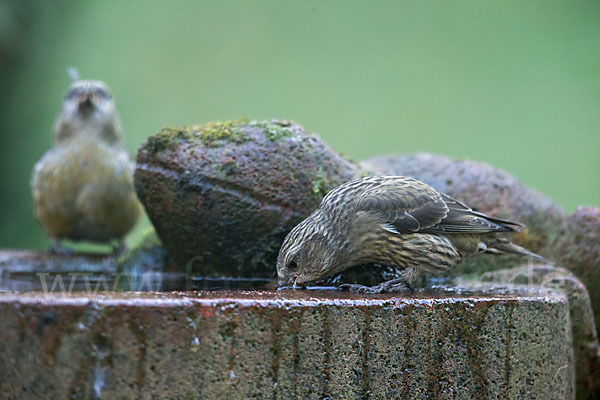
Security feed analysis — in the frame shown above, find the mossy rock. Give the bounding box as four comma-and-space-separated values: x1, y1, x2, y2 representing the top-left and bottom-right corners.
135, 119, 359, 277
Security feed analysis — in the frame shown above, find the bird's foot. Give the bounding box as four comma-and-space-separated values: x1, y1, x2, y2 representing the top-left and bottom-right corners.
48, 239, 73, 255
338, 283, 375, 293
339, 278, 413, 294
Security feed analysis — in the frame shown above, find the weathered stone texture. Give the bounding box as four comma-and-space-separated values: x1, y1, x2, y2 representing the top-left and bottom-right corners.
0, 289, 573, 399
476, 265, 600, 399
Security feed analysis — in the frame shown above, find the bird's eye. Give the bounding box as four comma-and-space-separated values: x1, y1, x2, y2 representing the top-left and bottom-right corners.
288, 260, 298, 270
94, 89, 111, 100
65, 88, 82, 100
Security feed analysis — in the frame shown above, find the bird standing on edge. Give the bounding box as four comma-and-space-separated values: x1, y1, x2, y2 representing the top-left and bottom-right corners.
31, 75, 141, 254
277, 175, 547, 292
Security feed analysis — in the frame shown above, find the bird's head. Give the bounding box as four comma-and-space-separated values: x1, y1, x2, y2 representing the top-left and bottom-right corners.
54, 80, 122, 144
277, 213, 336, 288
63, 80, 115, 120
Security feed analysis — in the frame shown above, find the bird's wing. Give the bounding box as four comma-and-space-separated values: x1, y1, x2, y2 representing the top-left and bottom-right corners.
429, 194, 522, 234
353, 176, 449, 233
325, 176, 521, 234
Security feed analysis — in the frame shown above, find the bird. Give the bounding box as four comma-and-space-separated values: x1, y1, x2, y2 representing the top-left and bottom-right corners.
277, 175, 547, 292
31, 76, 141, 254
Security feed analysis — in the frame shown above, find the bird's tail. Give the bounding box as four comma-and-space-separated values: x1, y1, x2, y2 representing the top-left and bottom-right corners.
485, 238, 550, 264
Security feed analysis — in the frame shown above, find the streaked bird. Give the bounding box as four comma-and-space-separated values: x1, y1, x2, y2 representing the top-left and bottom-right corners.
277, 175, 546, 292
31, 77, 141, 253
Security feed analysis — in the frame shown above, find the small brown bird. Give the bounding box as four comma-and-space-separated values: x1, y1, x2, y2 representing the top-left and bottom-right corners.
31, 77, 141, 253
277, 175, 546, 292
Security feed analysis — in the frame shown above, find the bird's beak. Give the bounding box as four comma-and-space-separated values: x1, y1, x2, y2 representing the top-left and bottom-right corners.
78, 93, 94, 114
277, 274, 300, 290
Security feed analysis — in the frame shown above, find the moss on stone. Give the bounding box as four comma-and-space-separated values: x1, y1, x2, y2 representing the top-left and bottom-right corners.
145, 127, 192, 154
249, 120, 293, 141
311, 166, 335, 197
145, 119, 251, 154
198, 119, 250, 147
145, 119, 299, 155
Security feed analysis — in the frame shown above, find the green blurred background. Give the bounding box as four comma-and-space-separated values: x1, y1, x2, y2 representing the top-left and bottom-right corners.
1, 0, 599, 250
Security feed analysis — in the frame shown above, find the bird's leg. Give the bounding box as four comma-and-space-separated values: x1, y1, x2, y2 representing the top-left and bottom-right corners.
339, 265, 418, 293
339, 278, 413, 294
377, 278, 413, 293
112, 240, 128, 257
48, 238, 73, 254
338, 283, 374, 293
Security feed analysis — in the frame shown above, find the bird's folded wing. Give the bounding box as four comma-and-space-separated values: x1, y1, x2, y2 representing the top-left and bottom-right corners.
339, 177, 521, 235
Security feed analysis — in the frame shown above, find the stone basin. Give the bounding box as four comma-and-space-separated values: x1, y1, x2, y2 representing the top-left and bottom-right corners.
0, 286, 574, 399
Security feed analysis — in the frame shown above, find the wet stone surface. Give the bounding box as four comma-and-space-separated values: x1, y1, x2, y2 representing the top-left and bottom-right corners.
0, 251, 118, 293
0, 250, 274, 293
0, 287, 574, 399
